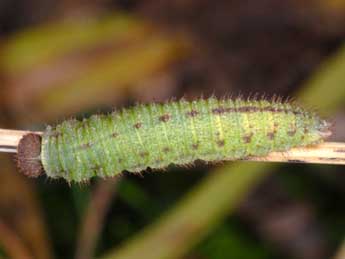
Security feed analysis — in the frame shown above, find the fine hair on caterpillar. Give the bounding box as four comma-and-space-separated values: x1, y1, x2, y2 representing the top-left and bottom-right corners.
16, 96, 332, 182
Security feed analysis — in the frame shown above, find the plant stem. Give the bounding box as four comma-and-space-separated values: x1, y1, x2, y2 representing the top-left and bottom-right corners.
245, 142, 345, 165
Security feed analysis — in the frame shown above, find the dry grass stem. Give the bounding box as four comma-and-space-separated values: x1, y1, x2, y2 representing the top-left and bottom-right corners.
246, 142, 345, 165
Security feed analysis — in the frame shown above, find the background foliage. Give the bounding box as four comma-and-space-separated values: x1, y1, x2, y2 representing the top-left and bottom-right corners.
0, 1, 344, 259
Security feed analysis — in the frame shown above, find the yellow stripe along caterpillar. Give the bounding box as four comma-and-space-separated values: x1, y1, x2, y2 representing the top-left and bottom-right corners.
17, 97, 331, 182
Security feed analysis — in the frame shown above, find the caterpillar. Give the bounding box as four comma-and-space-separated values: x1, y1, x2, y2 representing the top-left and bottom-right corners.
17, 97, 331, 182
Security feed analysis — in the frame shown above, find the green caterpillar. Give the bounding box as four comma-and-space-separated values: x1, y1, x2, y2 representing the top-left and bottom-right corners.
17, 97, 331, 182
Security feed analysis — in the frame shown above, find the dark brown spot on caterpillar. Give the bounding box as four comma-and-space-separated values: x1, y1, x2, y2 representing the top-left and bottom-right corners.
81, 143, 92, 149
17, 133, 43, 178
238, 106, 259, 112
212, 108, 226, 114
243, 133, 254, 143
287, 128, 297, 136
139, 152, 149, 158
163, 147, 170, 153
186, 110, 199, 117
217, 140, 225, 147
92, 165, 101, 171
134, 122, 142, 129
266, 107, 291, 113
267, 132, 275, 140
192, 143, 199, 150
159, 114, 170, 122
111, 132, 118, 138
264, 107, 277, 113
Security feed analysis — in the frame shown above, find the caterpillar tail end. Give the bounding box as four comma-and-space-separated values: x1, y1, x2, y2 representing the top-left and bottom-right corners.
17, 133, 44, 178
318, 120, 333, 140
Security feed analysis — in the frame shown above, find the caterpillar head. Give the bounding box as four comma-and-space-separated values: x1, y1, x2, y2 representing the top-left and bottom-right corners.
17, 133, 44, 177
315, 119, 332, 139
302, 116, 332, 145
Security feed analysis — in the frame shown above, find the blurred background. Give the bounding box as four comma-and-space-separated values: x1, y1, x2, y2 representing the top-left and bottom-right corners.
0, 1, 344, 259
